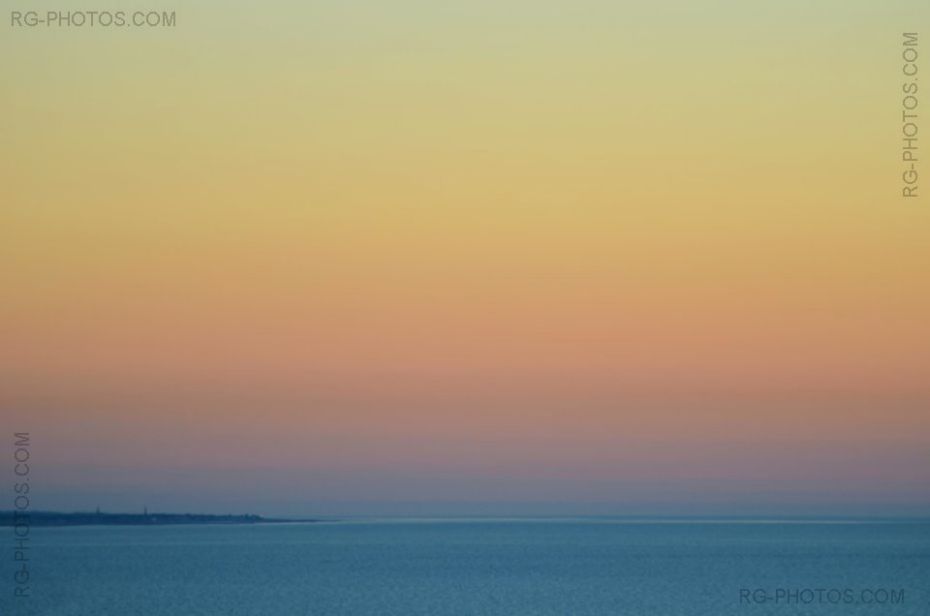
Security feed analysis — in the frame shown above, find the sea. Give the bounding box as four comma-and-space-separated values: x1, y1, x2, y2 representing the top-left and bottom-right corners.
2, 518, 928, 615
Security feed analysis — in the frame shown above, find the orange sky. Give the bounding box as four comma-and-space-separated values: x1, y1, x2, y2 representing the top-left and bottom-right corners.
2, 0, 928, 515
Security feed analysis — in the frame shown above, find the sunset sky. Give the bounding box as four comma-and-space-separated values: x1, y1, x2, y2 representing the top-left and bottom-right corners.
2, 0, 929, 516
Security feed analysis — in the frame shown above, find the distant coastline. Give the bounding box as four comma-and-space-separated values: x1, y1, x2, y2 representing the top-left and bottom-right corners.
0, 510, 310, 527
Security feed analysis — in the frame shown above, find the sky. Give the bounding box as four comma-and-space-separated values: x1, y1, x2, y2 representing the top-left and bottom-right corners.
1, 0, 929, 517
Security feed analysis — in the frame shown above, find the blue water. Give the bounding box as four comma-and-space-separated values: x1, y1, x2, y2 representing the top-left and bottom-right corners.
3, 519, 928, 615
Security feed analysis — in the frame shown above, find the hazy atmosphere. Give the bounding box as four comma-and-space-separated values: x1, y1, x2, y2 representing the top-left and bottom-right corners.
2, 0, 928, 517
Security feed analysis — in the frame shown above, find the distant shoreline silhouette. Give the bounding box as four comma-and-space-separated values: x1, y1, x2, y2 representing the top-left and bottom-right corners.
0, 510, 312, 527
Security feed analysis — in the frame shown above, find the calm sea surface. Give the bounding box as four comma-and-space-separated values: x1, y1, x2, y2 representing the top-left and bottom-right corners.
3, 519, 928, 615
